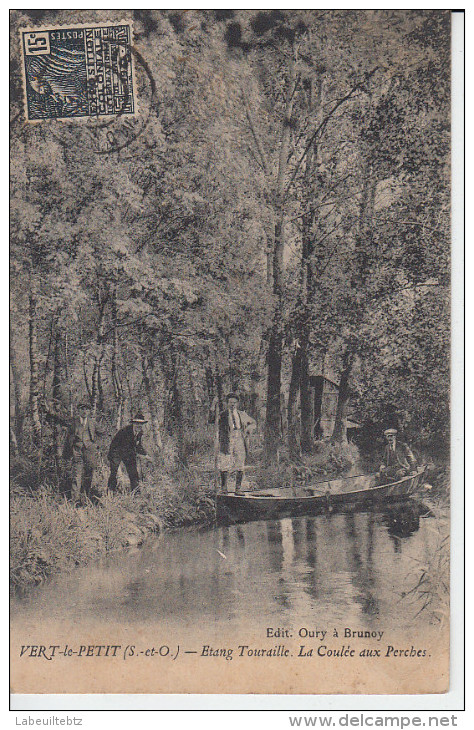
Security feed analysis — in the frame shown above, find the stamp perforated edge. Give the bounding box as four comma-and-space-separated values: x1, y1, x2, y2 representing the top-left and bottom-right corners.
19, 20, 137, 123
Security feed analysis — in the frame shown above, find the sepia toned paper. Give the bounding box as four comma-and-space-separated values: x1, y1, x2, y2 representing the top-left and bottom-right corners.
10, 9, 452, 697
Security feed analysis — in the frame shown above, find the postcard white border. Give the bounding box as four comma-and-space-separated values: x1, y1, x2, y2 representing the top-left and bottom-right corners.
5, 2, 466, 721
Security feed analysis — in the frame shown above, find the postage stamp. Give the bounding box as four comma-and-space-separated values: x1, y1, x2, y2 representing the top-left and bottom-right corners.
20, 23, 135, 121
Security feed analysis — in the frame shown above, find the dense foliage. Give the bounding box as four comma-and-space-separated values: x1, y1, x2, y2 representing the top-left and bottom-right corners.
10, 9, 450, 481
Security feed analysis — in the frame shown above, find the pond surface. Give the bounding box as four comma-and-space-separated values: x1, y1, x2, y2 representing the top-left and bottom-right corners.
12, 501, 446, 634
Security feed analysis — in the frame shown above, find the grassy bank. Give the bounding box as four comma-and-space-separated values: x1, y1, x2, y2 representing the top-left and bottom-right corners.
10, 468, 216, 592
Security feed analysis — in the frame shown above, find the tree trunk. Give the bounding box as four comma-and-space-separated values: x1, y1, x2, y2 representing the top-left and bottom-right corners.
111, 287, 124, 430
97, 368, 105, 412
264, 312, 284, 462
172, 384, 186, 467
10, 340, 24, 454
115, 395, 124, 432
162, 348, 187, 466
91, 295, 107, 415
353, 161, 376, 288
299, 339, 313, 453
142, 352, 163, 451
204, 364, 214, 406
331, 354, 354, 444
10, 427, 19, 457
123, 345, 134, 420
265, 236, 273, 286
215, 369, 224, 412
287, 344, 302, 459
264, 54, 297, 462
42, 318, 54, 405
52, 323, 62, 468
288, 81, 320, 457
299, 96, 320, 454
167, 352, 187, 466
28, 273, 42, 442
205, 362, 221, 425
64, 332, 73, 417
300, 224, 314, 453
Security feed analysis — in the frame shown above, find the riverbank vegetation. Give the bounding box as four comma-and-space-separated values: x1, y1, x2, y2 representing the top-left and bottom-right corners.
10, 439, 449, 593
10, 437, 363, 590
10, 467, 216, 591
402, 498, 450, 626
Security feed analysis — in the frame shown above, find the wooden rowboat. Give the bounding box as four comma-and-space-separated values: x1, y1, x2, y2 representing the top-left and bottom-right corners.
216, 467, 426, 524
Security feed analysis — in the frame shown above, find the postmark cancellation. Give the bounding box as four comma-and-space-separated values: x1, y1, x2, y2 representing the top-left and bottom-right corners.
20, 23, 135, 121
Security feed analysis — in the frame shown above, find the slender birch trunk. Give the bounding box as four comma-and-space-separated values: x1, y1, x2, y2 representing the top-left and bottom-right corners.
91, 292, 107, 415
142, 352, 163, 450
28, 272, 42, 442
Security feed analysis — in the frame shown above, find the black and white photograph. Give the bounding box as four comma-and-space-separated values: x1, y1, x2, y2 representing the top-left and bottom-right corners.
9, 8, 454, 698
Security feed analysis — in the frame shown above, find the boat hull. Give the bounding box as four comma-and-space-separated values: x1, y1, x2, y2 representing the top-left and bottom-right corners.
216, 468, 426, 524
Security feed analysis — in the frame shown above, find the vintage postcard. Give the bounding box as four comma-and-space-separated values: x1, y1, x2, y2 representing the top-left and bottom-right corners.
10, 9, 452, 697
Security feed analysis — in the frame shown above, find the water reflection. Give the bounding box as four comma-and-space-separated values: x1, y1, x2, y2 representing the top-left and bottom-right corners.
383, 503, 422, 545
343, 513, 379, 618
12, 501, 438, 633
265, 520, 284, 572
302, 519, 319, 601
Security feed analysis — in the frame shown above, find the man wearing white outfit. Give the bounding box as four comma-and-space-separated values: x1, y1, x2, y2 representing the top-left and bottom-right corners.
216, 393, 256, 494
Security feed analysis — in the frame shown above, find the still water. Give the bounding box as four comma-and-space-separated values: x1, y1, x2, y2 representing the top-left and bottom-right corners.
12, 502, 444, 633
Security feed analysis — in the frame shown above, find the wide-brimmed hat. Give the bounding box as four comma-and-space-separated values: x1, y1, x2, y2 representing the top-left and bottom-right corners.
132, 411, 148, 424
77, 402, 91, 410
384, 428, 397, 436
226, 392, 240, 402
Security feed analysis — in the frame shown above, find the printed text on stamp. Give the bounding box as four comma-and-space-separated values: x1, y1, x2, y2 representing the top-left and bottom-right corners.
21, 24, 135, 121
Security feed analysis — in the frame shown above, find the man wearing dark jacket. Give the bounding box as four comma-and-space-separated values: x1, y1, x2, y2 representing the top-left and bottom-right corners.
108, 412, 151, 492
379, 428, 418, 483
62, 402, 100, 503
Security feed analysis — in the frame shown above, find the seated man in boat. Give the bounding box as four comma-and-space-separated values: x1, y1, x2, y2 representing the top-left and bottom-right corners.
216, 393, 256, 494
378, 428, 418, 483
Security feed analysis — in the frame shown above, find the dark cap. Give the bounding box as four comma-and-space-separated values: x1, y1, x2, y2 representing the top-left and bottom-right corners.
132, 411, 148, 424
226, 393, 240, 402
77, 402, 91, 411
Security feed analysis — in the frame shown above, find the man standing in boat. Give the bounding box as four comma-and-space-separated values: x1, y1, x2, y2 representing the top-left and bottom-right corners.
216, 393, 256, 494
378, 428, 418, 483
107, 411, 153, 492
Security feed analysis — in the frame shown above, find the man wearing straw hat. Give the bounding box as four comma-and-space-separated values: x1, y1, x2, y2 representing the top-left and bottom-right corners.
378, 428, 418, 483
216, 393, 256, 494
107, 411, 152, 492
